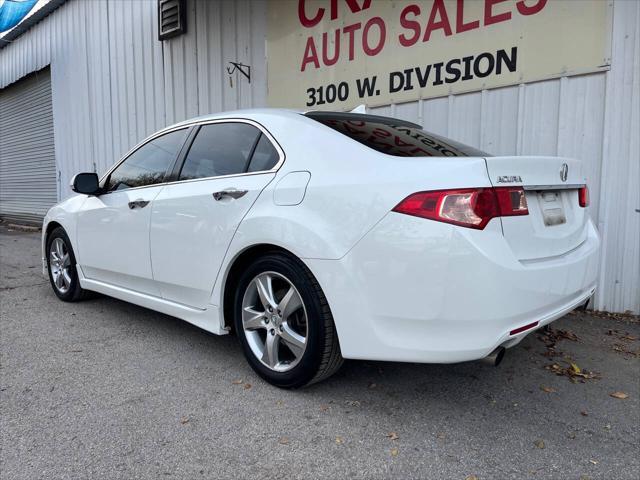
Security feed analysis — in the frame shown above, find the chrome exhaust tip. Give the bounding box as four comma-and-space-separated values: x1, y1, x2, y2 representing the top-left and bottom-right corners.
481, 346, 505, 367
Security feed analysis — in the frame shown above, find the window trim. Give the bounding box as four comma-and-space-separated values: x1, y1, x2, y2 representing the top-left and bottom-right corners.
171, 119, 284, 185
98, 118, 285, 194
99, 126, 191, 194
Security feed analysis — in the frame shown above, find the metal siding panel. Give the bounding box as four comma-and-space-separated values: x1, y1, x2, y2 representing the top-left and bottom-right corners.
518, 80, 561, 156
249, 0, 267, 107
421, 96, 450, 137
393, 102, 420, 125
0, 69, 57, 223
221, 0, 238, 110
479, 85, 519, 155
447, 92, 482, 148
556, 74, 606, 225
235, 0, 252, 109
596, 0, 640, 313
195, 0, 212, 114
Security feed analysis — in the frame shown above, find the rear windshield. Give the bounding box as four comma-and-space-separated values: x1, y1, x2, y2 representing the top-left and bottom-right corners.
305, 112, 489, 157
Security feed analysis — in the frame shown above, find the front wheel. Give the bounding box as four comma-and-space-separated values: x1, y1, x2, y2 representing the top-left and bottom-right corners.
46, 227, 86, 302
233, 252, 343, 388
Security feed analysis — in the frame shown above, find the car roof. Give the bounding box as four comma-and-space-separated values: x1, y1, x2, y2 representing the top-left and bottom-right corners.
161, 108, 303, 132
158, 108, 422, 133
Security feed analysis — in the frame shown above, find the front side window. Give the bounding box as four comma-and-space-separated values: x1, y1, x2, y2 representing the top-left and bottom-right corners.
179, 123, 262, 180
107, 128, 187, 191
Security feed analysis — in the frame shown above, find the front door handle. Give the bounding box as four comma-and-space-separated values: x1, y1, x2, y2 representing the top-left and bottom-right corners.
128, 199, 150, 209
213, 189, 248, 201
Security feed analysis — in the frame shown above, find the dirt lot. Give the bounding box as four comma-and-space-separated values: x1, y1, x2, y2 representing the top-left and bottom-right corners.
1, 225, 639, 479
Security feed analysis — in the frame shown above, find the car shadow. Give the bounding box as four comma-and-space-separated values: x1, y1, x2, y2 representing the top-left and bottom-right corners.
82, 290, 551, 409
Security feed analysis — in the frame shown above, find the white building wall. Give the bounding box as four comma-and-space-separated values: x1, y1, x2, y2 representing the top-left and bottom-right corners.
0, 0, 637, 313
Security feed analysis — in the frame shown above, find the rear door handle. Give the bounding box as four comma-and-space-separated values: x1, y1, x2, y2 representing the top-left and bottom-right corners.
213, 189, 248, 201
128, 199, 150, 209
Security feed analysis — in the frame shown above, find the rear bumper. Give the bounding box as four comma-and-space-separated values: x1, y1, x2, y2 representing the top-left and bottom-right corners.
305, 214, 600, 364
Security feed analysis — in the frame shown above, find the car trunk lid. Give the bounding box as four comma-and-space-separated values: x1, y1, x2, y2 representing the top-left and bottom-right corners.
484, 156, 588, 261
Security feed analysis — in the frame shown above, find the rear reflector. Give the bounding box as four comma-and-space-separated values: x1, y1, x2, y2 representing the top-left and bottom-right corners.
392, 187, 529, 230
579, 185, 589, 207
509, 321, 539, 335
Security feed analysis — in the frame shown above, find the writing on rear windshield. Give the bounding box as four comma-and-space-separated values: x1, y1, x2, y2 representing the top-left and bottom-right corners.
312, 116, 488, 157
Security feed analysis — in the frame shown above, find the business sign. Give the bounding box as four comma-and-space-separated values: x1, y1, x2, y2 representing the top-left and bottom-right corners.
266, 0, 611, 109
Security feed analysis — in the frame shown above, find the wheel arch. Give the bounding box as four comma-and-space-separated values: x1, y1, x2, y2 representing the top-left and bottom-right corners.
44, 220, 65, 244
43, 220, 66, 265
221, 243, 306, 333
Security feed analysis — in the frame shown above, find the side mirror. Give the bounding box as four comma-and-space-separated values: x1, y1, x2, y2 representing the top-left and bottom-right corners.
71, 172, 101, 195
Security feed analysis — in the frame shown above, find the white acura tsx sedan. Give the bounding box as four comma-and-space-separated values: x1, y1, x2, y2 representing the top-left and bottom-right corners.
42, 109, 600, 388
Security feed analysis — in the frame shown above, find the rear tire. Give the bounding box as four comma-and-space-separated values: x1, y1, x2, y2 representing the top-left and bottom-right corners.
233, 252, 343, 388
46, 227, 86, 302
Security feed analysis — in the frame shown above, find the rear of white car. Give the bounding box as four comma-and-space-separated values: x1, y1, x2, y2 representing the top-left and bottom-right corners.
301, 114, 600, 364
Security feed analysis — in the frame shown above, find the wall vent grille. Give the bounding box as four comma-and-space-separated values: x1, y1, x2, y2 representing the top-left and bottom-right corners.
158, 0, 186, 41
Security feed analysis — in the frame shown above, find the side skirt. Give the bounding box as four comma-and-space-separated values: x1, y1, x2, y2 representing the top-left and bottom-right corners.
79, 272, 227, 336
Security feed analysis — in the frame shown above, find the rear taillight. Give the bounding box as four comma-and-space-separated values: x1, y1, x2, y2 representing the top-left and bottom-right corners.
579, 185, 589, 207
392, 187, 529, 230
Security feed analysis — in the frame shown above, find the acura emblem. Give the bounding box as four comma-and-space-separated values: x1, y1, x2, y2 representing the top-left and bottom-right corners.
560, 163, 568, 182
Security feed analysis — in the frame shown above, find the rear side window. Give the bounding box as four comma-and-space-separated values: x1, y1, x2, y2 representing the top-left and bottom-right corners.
179, 123, 261, 180
305, 112, 489, 157
247, 134, 280, 172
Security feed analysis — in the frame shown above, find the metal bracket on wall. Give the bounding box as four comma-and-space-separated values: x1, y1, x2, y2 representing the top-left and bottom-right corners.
227, 61, 251, 87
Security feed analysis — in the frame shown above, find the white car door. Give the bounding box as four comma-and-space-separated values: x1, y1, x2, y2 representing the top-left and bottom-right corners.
150, 121, 282, 309
76, 128, 189, 295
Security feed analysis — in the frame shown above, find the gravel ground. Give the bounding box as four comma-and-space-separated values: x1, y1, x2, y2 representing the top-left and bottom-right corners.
1, 225, 638, 480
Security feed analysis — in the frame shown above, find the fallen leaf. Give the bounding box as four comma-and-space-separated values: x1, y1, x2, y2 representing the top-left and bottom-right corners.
390, 447, 399, 457
609, 391, 628, 399
580, 410, 588, 416
180, 416, 189, 424
386, 432, 399, 441
345, 400, 361, 407
278, 437, 289, 445
612, 343, 640, 357
436, 432, 446, 439
534, 439, 545, 449
465, 476, 479, 480
589, 459, 598, 465
544, 361, 600, 382
541, 386, 556, 393
232, 379, 243, 385
319, 404, 330, 412
335, 436, 343, 445
243, 383, 252, 390
276, 400, 284, 406
559, 330, 579, 341
368, 382, 378, 389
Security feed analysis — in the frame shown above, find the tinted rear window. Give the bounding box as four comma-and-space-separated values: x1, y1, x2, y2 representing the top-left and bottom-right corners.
305, 112, 489, 157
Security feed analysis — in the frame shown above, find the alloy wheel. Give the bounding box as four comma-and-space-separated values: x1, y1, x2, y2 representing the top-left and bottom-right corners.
50, 237, 72, 294
241, 271, 308, 372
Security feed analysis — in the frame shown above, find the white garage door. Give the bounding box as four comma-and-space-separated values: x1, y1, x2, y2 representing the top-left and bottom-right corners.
0, 68, 57, 225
